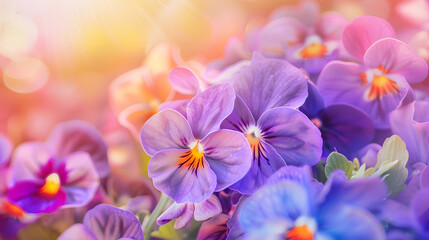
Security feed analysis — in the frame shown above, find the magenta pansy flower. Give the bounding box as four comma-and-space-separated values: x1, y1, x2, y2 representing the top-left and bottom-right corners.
140, 83, 252, 203
318, 16, 428, 129
221, 55, 322, 194
6, 121, 103, 214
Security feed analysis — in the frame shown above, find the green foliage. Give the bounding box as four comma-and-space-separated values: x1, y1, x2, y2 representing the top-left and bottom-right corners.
325, 152, 354, 179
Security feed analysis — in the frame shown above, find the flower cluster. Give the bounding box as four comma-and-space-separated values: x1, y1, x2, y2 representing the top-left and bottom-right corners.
2, 0, 429, 240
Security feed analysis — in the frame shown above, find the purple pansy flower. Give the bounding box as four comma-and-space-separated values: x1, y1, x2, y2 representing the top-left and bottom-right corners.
7, 142, 99, 213
140, 83, 252, 203
6, 121, 104, 214
301, 82, 375, 158
318, 16, 428, 129
257, 0, 348, 75
390, 101, 429, 165
230, 166, 387, 240
58, 204, 144, 240
221, 55, 322, 194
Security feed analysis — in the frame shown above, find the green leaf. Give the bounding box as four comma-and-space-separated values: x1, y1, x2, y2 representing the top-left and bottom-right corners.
325, 152, 354, 179
151, 221, 181, 240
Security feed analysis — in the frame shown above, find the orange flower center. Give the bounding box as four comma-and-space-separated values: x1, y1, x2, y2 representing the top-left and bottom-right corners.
178, 142, 205, 171
2, 201, 25, 218
39, 173, 61, 198
285, 225, 314, 240
299, 43, 328, 59
359, 65, 399, 100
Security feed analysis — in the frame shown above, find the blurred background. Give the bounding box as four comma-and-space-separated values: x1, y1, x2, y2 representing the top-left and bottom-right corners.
0, 0, 424, 145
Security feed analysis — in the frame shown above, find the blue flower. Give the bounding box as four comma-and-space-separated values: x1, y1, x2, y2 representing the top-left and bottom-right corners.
232, 166, 387, 240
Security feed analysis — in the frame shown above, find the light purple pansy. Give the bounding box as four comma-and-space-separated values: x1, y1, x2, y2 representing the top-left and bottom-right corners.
257, 0, 348, 75
7, 142, 99, 214
390, 101, 429, 165
318, 16, 428, 129
140, 83, 252, 203
221, 55, 322, 194
58, 204, 144, 240
157, 195, 222, 229
46, 120, 110, 178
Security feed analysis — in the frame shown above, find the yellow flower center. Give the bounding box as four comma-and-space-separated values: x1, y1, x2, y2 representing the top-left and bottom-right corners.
299, 43, 328, 59
285, 225, 314, 240
39, 173, 61, 198
178, 142, 205, 171
359, 65, 399, 100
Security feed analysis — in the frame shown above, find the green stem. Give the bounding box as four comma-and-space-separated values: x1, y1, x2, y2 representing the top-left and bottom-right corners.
143, 193, 170, 240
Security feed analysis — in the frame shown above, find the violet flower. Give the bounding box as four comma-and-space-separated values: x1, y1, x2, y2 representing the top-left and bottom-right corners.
221, 54, 322, 194
7, 121, 104, 214
230, 166, 387, 240
140, 83, 252, 203
318, 16, 428, 129
257, 0, 348, 75
58, 204, 144, 240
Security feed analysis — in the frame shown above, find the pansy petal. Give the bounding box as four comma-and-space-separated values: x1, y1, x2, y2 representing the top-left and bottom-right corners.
315, 13, 348, 41
221, 95, 256, 133
140, 109, 195, 156
187, 83, 235, 139
157, 202, 193, 226
11, 142, 52, 183
58, 224, 97, 240
318, 104, 375, 157
320, 171, 388, 211
196, 213, 229, 240
318, 206, 386, 240
259, 107, 322, 166
230, 140, 286, 195
169, 66, 200, 95
84, 204, 143, 240
233, 55, 308, 120
174, 204, 195, 229
390, 102, 429, 165
267, 165, 322, 198
194, 195, 222, 221
300, 81, 325, 119
0, 134, 12, 167
62, 152, 99, 207
158, 99, 189, 117
201, 129, 252, 191
148, 149, 217, 203
8, 180, 66, 213
239, 181, 311, 232
412, 189, 429, 234
46, 121, 109, 178
342, 16, 395, 61
364, 38, 428, 83
259, 18, 306, 57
